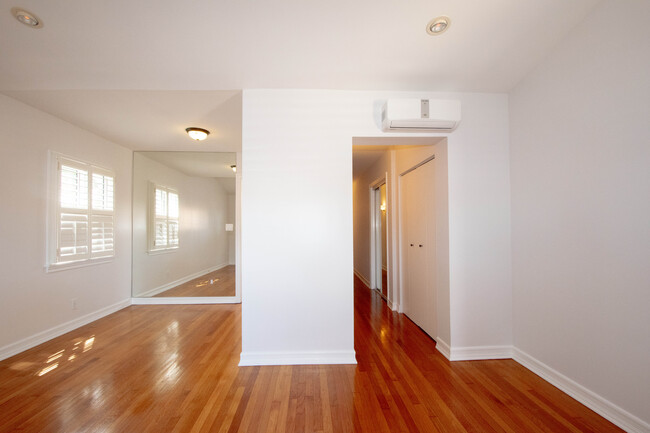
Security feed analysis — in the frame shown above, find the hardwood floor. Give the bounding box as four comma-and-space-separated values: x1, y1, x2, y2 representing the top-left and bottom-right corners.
0, 276, 623, 432
154, 265, 236, 297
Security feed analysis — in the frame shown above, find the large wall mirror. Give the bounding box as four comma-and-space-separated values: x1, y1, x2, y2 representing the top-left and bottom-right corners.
132, 151, 238, 302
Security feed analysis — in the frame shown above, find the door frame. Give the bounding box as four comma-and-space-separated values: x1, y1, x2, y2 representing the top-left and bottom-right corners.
369, 174, 388, 298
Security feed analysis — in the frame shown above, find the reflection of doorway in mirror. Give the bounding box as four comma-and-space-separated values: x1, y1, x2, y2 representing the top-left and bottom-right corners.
131, 151, 237, 300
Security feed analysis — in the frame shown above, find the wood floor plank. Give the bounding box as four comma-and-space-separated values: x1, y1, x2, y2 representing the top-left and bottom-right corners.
154, 265, 236, 297
0, 276, 625, 432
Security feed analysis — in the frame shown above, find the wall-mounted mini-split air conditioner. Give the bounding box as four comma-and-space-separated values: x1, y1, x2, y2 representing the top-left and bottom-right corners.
381, 99, 461, 132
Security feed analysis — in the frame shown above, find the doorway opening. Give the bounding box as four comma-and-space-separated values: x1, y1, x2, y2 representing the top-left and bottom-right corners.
352, 137, 449, 343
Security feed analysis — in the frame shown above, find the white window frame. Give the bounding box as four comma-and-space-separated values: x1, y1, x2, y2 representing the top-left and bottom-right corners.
148, 182, 179, 253
47, 152, 115, 272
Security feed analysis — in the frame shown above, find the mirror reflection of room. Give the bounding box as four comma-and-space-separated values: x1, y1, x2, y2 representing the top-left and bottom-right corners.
132, 151, 236, 298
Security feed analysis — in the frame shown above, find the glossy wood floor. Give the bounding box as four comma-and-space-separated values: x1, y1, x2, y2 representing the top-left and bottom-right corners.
154, 265, 236, 297
0, 277, 622, 432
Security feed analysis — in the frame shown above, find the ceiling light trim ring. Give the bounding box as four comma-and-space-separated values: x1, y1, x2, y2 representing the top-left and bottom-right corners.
11, 7, 43, 28
426, 16, 450, 36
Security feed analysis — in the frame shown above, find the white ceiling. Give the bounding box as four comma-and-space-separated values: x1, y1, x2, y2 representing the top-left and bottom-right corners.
353, 149, 387, 178
0, 0, 600, 92
0, 0, 599, 153
2, 90, 242, 151
139, 151, 236, 194
140, 152, 236, 178
352, 138, 443, 177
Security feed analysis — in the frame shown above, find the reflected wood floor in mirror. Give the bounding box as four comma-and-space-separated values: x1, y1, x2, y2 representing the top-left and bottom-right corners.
154, 265, 236, 297
0, 276, 623, 432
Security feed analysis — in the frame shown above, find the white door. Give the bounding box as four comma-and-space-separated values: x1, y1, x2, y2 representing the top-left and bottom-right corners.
401, 159, 437, 339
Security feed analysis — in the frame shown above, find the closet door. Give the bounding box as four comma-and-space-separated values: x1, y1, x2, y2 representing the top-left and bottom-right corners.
401, 159, 437, 339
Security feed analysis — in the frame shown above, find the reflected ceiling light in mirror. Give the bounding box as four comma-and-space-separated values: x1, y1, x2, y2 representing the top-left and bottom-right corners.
426, 16, 450, 35
185, 127, 210, 141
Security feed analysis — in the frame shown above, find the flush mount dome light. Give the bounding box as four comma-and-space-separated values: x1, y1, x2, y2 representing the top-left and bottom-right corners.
11, 8, 42, 28
185, 127, 210, 141
426, 16, 450, 35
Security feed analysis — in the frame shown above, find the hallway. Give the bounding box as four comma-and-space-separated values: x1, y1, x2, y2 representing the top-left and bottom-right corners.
0, 278, 621, 432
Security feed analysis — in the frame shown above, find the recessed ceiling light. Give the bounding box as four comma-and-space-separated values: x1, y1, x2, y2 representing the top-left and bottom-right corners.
185, 127, 210, 141
11, 8, 42, 28
426, 16, 450, 36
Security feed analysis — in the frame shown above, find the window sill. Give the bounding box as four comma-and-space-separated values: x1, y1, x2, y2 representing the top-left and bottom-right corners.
45, 257, 114, 273
147, 247, 179, 256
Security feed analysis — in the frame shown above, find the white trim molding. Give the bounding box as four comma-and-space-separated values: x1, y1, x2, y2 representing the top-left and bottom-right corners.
239, 350, 357, 366
353, 269, 370, 289
0, 299, 131, 362
513, 348, 650, 433
435, 338, 451, 360
435, 341, 513, 361
133, 263, 229, 298
448, 345, 514, 361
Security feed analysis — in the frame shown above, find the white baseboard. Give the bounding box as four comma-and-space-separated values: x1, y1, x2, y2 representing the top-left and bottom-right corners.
0, 299, 131, 362
353, 269, 370, 289
513, 348, 650, 433
449, 345, 514, 361
435, 338, 451, 360
239, 350, 357, 366
435, 341, 512, 362
134, 263, 229, 298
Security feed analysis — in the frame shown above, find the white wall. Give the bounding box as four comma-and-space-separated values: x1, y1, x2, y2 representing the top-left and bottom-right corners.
241, 89, 511, 365
509, 0, 650, 427
132, 153, 229, 296
0, 94, 132, 359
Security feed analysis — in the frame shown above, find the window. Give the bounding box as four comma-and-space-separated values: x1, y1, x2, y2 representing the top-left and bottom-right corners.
149, 184, 179, 252
48, 154, 115, 270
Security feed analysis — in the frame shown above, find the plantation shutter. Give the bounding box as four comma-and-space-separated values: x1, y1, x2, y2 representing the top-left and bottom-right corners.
151, 186, 179, 250
58, 162, 90, 262
91, 171, 114, 258
55, 157, 115, 264
168, 192, 179, 246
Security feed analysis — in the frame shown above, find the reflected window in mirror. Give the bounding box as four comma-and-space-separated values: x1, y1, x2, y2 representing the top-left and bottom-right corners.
149, 183, 179, 253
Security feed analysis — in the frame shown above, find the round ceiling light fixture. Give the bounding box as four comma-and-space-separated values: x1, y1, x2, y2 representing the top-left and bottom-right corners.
185, 127, 210, 141
426, 16, 450, 35
11, 8, 42, 28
